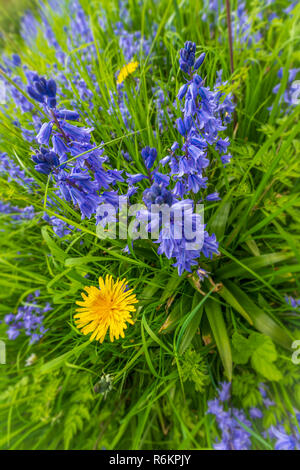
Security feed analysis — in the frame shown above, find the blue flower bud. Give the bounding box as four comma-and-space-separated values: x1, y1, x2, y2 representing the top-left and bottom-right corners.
190, 136, 207, 149
47, 97, 57, 109
193, 74, 203, 86
155, 196, 164, 205
194, 52, 206, 70
183, 116, 192, 133
206, 192, 220, 201
176, 117, 186, 136
12, 54, 21, 66
46, 79, 57, 98
177, 83, 188, 100
52, 135, 69, 157
35, 163, 52, 175
180, 49, 189, 61
32, 153, 45, 164
55, 109, 80, 120
45, 151, 59, 167
34, 78, 48, 95
179, 60, 189, 73
27, 86, 44, 103
171, 142, 179, 152
36, 122, 53, 145
151, 183, 161, 197
141, 146, 157, 169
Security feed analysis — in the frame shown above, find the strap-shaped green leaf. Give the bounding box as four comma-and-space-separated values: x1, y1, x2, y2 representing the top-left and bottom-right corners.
205, 298, 232, 381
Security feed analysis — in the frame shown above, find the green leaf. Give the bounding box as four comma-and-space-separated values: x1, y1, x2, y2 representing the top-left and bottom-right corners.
218, 284, 253, 324
250, 333, 282, 381
232, 332, 252, 364
176, 287, 215, 354
178, 292, 203, 355
223, 281, 293, 349
41, 226, 67, 263
216, 252, 293, 280
205, 298, 232, 381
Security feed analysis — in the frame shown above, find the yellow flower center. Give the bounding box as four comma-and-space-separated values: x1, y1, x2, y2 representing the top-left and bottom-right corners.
74, 275, 138, 343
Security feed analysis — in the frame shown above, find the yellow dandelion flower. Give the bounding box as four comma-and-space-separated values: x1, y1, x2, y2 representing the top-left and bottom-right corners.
116, 61, 139, 85
74, 275, 138, 343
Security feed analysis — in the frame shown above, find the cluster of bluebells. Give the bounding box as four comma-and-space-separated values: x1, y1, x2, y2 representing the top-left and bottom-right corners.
114, 21, 151, 62
107, 14, 155, 130
0, 200, 35, 223
207, 382, 253, 450
2, 0, 235, 279
259, 383, 300, 450
43, 213, 74, 238
152, 87, 172, 133
208, 381, 300, 450
202, 1, 262, 46
115, 41, 235, 275
27, 75, 57, 109
202, 0, 298, 44
0, 56, 47, 144
175, 41, 233, 192
20, 11, 38, 46
4, 291, 51, 344
142, 41, 235, 274
231, 2, 262, 46
20, 1, 94, 63
17, 0, 100, 115
0, 152, 34, 189
270, 68, 300, 114
285, 295, 300, 310
26, 72, 125, 220
15, 1, 152, 134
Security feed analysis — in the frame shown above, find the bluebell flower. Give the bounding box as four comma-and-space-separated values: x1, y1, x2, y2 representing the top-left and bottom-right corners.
52, 134, 69, 157
32, 148, 60, 175
194, 52, 206, 70
20, 11, 38, 45
55, 109, 80, 120
270, 67, 300, 114
143, 183, 173, 207
141, 146, 157, 170
126, 173, 147, 185
0, 152, 34, 189
36, 122, 53, 145
283, 1, 297, 15
4, 291, 50, 344
269, 425, 299, 450
12, 54, 21, 67
43, 213, 73, 237
249, 407, 263, 419
0, 200, 35, 222
27, 74, 58, 108
218, 382, 231, 402
207, 382, 252, 450
179, 41, 196, 73
7, 76, 33, 112
59, 122, 93, 142
206, 192, 221, 201
285, 296, 300, 309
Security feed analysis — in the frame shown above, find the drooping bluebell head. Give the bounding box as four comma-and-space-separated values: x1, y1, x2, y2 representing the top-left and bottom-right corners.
179, 41, 196, 73
27, 74, 57, 108
141, 146, 157, 169
32, 147, 60, 175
